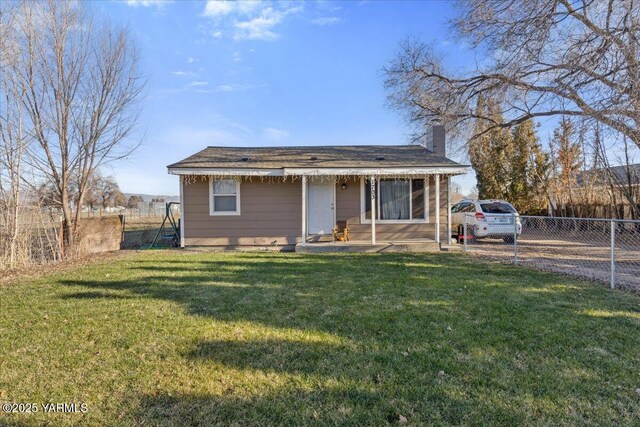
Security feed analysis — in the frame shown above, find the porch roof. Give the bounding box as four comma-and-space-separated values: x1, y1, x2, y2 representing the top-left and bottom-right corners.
168, 145, 469, 176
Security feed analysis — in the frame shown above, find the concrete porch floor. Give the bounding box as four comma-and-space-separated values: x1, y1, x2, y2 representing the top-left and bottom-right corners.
295, 239, 462, 253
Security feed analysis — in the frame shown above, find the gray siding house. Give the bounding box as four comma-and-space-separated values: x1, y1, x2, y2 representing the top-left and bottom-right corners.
167, 127, 468, 251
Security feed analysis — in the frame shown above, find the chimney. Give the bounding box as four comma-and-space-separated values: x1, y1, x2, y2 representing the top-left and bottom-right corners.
429, 125, 446, 157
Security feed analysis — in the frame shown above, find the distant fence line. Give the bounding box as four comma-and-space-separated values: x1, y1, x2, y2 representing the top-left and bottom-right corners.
81, 204, 180, 219
550, 203, 640, 221
1, 204, 178, 229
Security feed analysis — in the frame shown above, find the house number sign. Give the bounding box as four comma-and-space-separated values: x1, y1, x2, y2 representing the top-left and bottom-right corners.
370, 177, 376, 200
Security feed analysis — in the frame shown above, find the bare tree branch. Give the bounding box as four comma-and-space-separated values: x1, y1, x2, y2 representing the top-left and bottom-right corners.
1, 1, 144, 255
385, 0, 640, 151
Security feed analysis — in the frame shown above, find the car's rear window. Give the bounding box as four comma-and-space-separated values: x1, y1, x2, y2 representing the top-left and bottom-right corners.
480, 202, 516, 214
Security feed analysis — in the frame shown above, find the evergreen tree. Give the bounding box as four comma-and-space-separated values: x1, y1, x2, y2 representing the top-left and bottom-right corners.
469, 100, 549, 212
530, 141, 551, 213
468, 95, 491, 198
487, 99, 513, 198
553, 118, 582, 187
509, 119, 548, 211
549, 117, 582, 214
468, 96, 513, 200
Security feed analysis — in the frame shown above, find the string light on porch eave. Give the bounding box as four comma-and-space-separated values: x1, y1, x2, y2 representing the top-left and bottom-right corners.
181, 174, 305, 185
180, 171, 459, 185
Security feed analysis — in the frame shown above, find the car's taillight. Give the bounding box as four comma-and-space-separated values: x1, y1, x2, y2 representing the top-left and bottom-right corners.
475, 212, 486, 222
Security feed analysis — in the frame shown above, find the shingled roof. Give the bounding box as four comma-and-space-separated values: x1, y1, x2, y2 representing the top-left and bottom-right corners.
577, 163, 640, 186
168, 145, 463, 170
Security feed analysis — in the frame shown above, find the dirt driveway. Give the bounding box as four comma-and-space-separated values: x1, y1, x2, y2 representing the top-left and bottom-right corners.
465, 232, 640, 291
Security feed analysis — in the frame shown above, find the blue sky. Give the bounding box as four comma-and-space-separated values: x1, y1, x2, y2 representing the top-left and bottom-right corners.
100, 0, 475, 195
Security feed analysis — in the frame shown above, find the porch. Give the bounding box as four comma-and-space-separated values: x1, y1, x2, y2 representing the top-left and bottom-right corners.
299, 172, 457, 247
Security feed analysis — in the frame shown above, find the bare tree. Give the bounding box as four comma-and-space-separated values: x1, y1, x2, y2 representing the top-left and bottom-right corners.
0, 88, 25, 267
0, 3, 29, 268
385, 0, 640, 151
4, 1, 143, 255
89, 173, 125, 209
0, 84, 28, 268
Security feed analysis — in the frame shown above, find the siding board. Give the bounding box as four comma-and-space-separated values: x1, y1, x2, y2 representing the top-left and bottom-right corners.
184, 178, 302, 246
183, 175, 451, 246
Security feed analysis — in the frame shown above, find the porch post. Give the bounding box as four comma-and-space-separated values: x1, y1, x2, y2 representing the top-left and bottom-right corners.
370, 175, 376, 245
446, 175, 451, 245
434, 174, 440, 243
179, 176, 185, 248
301, 176, 307, 244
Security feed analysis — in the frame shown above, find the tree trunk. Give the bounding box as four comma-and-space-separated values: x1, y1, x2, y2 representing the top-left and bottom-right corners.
60, 187, 74, 257
9, 197, 19, 268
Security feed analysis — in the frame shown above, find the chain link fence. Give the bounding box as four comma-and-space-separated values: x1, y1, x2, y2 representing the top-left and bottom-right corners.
80, 203, 171, 219
459, 214, 640, 290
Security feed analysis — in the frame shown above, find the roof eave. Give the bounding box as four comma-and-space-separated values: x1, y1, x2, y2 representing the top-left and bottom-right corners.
168, 167, 284, 176
283, 166, 469, 176
167, 165, 469, 176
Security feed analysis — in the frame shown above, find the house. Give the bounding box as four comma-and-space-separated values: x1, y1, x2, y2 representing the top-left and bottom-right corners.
167, 126, 469, 251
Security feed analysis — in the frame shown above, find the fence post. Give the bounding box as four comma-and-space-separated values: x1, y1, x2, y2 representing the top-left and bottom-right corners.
610, 219, 616, 289
463, 214, 468, 252
513, 213, 518, 266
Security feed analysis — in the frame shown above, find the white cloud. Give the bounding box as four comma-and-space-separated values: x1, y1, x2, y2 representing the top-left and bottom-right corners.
202, 0, 234, 16
311, 16, 341, 26
162, 115, 253, 148
157, 81, 263, 96
233, 8, 280, 41
166, 127, 247, 147
232, 51, 242, 62
201, 1, 303, 41
171, 70, 196, 77
187, 57, 197, 64
203, 0, 262, 17
215, 83, 252, 92
263, 127, 290, 141
124, 0, 171, 8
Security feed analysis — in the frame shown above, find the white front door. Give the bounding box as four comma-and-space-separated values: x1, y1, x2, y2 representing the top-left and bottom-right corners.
307, 179, 334, 235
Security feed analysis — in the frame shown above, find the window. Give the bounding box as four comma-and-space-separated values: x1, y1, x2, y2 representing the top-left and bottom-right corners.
364, 180, 372, 220
362, 178, 428, 222
411, 179, 425, 220
210, 178, 240, 215
480, 202, 516, 214
453, 202, 473, 213
380, 179, 410, 219
460, 203, 476, 213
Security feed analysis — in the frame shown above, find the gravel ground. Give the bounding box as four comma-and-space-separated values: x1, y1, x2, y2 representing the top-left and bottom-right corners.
464, 233, 640, 291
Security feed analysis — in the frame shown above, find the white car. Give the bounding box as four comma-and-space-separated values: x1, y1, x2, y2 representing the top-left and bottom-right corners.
451, 199, 522, 242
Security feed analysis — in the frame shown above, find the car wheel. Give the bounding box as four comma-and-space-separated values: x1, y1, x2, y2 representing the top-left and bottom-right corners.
503, 236, 514, 243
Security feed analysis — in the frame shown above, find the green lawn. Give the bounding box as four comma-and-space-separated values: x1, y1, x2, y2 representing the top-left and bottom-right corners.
1, 251, 640, 426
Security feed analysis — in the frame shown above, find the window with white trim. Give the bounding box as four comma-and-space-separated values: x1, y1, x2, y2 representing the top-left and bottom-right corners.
210, 178, 240, 215
361, 178, 428, 222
